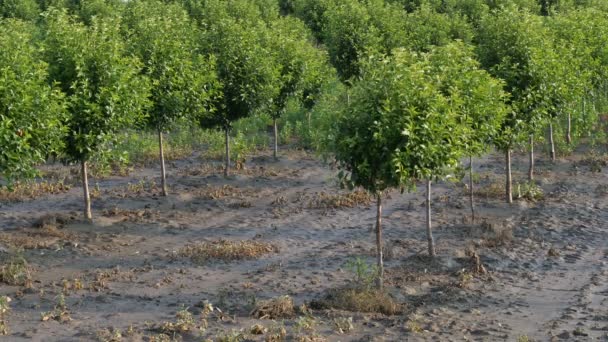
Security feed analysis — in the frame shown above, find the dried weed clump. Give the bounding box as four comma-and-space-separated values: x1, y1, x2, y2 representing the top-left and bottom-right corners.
479, 220, 513, 247
178, 239, 279, 263
473, 178, 504, 200
307, 190, 372, 209
157, 308, 197, 334
311, 287, 401, 315
0, 228, 68, 250
250, 295, 295, 319
0, 255, 32, 286
0, 181, 71, 203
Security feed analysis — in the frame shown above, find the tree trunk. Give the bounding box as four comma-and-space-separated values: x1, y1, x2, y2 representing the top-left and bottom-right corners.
582, 98, 587, 133
549, 122, 556, 162
307, 111, 312, 131
469, 155, 475, 224
224, 126, 230, 177
81, 160, 92, 221
528, 134, 534, 182
158, 129, 167, 196
566, 112, 572, 145
273, 118, 279, 160
375, 193, 384, 290
506, 148, 513, 204
426, 179, 436, 257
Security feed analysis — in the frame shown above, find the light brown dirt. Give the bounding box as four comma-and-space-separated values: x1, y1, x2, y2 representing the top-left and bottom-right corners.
0, 147, 607, 341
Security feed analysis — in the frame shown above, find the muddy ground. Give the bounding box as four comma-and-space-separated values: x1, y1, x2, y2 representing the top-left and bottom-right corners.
0, 146, 607, 341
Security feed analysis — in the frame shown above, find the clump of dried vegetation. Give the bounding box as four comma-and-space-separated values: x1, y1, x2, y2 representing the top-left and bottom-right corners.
95, 327, 125, 342
0, 181, 71, 203
307, 190, 372, 209
516, 181, 544, 202
479, 220, 513, 247
198, 185, 243, 200
310, 287, 400, 315
0, 213, 76, 250
310, 256, 401, 315
41, 294, 71, 323
578, 150, 608, 172
156, 307, 197, 334
0, 296, 11, 335
472, 178, 504, 200
178, 239, 279, 263
0, 255, 32, 286
250, 295, 295, 319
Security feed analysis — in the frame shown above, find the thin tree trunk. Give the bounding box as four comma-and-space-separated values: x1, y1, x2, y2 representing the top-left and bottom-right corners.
375, 193, 384, 290
549, 122, 556, 162
469, 155, 475, 224
528, 134, 534, 182
273, 118, 278, 160
307, 111, 312, 131
426, 179, 436, 257
566, 112, 572, 145
582, 98, 587, 134
224, 126, 230, 177
506, 148, 513, 204
158, 129, 167, 196
81, 160, 92, 221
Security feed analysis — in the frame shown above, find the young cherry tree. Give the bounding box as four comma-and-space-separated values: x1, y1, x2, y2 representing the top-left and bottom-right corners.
335, 48, 472, 288
268, 16, 332, 159
43, 10, 150, 220
0, 19, 65, 182
476, 7, 554, 200
199, 13, 279, 176
123, 0, 218, 196
426, 42, 508, 222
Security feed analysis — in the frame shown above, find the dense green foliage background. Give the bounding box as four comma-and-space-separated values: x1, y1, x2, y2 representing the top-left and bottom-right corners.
0, 0, 607, 201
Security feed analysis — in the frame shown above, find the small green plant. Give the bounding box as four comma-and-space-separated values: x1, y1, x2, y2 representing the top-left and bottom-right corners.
516, 181, 544, 201
95, 327, 122, 342
0, 255, 32, 286
344, 257, 378, 290
159, 307, 197, 334
294, 315, 317, 334
215, 329, 245, 342
41, 294, 71, 323
265, 321, 287, 342
0, 296, 11, 335
405, 320, 423, 333
199, 300, 214, 331
332, 317, 354, 334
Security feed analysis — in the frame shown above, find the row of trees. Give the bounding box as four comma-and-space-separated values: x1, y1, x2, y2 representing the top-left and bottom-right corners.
2, 0, 608, 288
0, 0, 332, 220
320, 1, 608, 288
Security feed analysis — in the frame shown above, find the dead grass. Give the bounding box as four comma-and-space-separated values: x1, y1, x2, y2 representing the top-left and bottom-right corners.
0, 255, 32, 286
104, 179, 158, 198
155, 308, 197, 334
102, 207, 160, 221
250, 295, 295, 319
0, 225, 74, 250
198, 185, 244, 200
178, 239, 279, 263
0, 181, 71, 203
578, 150, 608, 172
307, 190, 372, 209
479, 220, 513, 247
310, 287, 401, 315
89, 267, 136, 292
473, 179, 505, 200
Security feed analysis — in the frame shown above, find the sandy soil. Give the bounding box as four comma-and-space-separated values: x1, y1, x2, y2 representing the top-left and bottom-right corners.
0, 147, 607, 341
